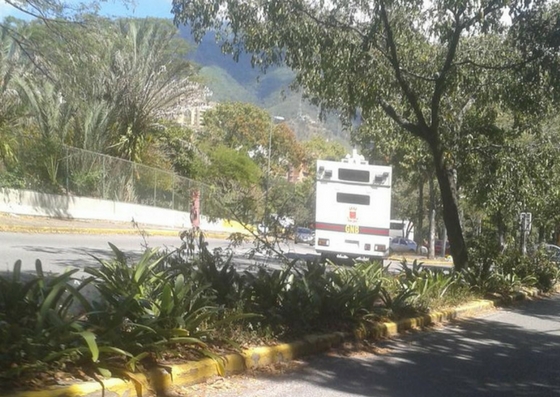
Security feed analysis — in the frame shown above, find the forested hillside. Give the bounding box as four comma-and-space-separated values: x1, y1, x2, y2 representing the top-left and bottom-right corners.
178, 26, 349, 143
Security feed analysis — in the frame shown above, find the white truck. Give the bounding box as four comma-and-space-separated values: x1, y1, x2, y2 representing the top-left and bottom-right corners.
314, 150, 392, 261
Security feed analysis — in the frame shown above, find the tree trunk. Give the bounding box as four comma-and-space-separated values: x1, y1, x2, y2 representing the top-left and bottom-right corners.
497, 211, 506, 252
433, 162, 468, 270
428, 177, 436, 259
416, 179, 424, 253
441, 226, 448, 258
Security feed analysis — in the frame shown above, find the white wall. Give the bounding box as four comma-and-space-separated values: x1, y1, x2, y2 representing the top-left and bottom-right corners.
0, 187, 229, 232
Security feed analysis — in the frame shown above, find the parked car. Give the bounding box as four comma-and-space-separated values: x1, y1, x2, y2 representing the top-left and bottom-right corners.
294, 227, 315, 245
435, 240, 450, 256
421, 240, 450, 256
390, 237, 417, 253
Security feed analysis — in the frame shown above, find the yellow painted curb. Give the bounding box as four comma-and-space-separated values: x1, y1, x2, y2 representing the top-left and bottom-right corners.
386, 255, 453, 266
366, 299, 496, 340
0, 224, 173, 236
151, 332, 348, 392
3, 374, 151, 397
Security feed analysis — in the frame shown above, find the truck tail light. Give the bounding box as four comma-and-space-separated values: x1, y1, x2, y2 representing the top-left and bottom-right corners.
374, 244, 386, 252
318, 238, 330, 247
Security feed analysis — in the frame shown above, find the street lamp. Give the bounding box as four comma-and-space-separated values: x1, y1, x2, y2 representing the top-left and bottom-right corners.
264, 115, 285, 233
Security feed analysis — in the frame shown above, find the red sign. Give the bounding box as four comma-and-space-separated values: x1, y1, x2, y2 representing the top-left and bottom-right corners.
348, 207, 357, 223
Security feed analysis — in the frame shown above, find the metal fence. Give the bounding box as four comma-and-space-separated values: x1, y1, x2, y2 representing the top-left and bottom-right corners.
0, 143, 215, 213
0, 142, 267, 223
61, 146, 213, 212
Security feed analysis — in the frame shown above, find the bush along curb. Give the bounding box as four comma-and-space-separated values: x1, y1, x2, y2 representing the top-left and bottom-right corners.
4, 290, 546, 397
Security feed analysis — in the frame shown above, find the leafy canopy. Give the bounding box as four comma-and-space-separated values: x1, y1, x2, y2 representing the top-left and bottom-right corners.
172, 0, 559, 271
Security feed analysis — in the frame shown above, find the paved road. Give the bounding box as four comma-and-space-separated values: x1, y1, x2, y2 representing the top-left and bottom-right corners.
184, 294, 560, 397
0, 232, 318, 277
0, 231, 446, 280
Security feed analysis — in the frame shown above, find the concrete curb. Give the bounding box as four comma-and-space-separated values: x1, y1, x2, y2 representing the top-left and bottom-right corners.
386, 255, 453, 266
3, 296, 513, 397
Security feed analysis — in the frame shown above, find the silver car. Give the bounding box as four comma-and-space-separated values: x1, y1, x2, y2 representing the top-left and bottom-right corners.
390, 237, 417, 253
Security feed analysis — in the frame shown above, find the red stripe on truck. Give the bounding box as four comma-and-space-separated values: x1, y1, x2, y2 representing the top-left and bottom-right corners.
315, 222, 390, 236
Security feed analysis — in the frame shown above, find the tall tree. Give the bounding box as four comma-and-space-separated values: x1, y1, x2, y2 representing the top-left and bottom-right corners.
0, 22, 25, 169
23, 17, 202, 160
103, 19, 200, 161
172, 0, 553, 270
201, 102, 304, 174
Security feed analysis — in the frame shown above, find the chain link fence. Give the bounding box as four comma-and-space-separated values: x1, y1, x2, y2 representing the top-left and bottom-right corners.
63, 146, 216, 213
0, 144, 217, 214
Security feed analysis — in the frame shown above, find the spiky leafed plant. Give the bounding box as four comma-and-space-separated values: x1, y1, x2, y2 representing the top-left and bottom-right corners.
14, 75, 76, 189
103, 19, 202, 162
84, 244, 227, 370
0, 260, 100, 385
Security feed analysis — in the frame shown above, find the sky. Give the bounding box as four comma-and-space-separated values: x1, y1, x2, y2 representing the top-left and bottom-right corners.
0, 0, 175, 20
97, 0, 174, 19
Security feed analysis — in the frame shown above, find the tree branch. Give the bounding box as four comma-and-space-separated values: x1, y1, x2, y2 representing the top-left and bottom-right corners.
454, 53, 541, 70
378, 97, 425, 139
431, 10, 464, 131
0, 22, 55, 83
379, 0, 428, 131
4, 0, 62, 22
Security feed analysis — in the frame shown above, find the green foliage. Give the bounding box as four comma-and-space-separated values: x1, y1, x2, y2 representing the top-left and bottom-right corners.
495, 247, 558, 293
464, 234, 503, 294
205, 145, 262, 188
0, 260, 96, 382
465, 239, 558, 296
460, 264, 502, 296
84, 245, 216, 357
198, 144, 262, 223
2, 235, 557, 390
199, 102, 304, 179
194, 247, 243, 307
379, 280, 418, 320
156, 121, 200, 179
240, 262, 295, 331
239, 260, 387, 336
172, 0, 560, 272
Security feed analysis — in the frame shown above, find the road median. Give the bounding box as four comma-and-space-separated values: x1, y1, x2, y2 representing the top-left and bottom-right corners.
3, 295, 519, 397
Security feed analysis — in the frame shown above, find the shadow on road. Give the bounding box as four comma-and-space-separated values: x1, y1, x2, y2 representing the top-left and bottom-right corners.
251, 295, 560, 397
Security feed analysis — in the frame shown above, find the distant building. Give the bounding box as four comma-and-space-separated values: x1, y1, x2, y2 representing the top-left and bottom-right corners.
177, 103, 216, 128
158, 82, 216, 128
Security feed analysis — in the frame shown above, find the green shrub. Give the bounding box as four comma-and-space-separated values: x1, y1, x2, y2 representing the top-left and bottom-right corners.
3, 237, 558, 391
83, 244, 224, 372
0, 260, 97, 384
467, 235, 556, 295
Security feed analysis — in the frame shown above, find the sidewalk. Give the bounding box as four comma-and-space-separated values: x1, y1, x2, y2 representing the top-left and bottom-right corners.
0, 212, 184, 236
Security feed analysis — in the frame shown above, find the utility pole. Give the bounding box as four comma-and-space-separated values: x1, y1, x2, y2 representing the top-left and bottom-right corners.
263, 115, 285, 233
520, 212, 532, 255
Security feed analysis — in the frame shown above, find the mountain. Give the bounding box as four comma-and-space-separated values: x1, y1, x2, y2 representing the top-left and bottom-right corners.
179, 26, 350, 144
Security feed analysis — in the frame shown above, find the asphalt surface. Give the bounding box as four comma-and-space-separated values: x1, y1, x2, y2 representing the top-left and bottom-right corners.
181, 294, 560, 397
0, 212, 453, 272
